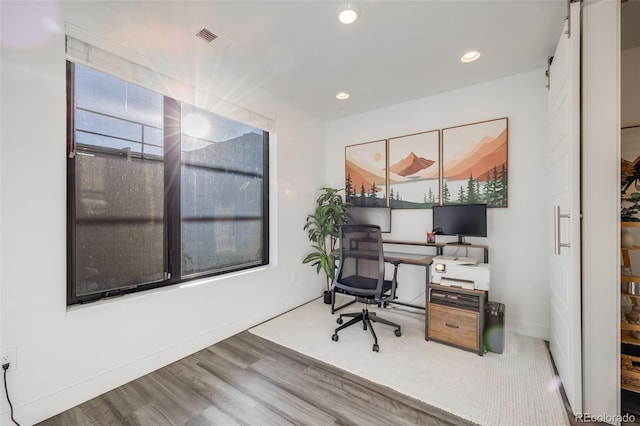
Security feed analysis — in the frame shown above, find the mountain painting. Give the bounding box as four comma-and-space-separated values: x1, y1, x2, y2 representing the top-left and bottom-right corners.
442, 118, 508, 207
388, 130, 440, 208
345, 139, 388, 207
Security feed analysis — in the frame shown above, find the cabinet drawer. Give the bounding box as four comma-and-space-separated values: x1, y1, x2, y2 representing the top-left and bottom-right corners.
428, 303, 478, 351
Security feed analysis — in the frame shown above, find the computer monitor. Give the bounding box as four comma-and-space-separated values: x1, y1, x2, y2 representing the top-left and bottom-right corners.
347, 207, 392, 233
432, 203, 487, 244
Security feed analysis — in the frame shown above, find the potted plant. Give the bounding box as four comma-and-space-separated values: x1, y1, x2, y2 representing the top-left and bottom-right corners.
303, 187, 351, 303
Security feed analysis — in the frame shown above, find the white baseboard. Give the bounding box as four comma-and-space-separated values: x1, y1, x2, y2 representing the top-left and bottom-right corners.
506, 318, 550, 341
6, 311, 270, 426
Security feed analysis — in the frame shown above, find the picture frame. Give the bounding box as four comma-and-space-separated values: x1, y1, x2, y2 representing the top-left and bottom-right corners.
441, 117, 508, 207
387, 130, 440, 208
345, 139, 388, 207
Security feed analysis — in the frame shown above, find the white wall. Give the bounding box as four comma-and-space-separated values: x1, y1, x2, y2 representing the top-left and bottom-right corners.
326, 69, 551, 339
0, 3, 326, 425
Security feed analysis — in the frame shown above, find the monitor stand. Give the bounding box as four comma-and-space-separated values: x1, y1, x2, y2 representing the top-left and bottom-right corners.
447, 234, 471, 245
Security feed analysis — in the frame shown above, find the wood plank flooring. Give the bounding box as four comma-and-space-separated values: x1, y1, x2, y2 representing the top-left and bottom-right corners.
38, 331, 474, 426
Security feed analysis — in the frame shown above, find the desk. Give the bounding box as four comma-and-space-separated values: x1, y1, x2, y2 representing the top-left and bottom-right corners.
383, 240, 489, 263
332, 241, 444, 313
380, 240, 488, 307
333, 239, 488, 306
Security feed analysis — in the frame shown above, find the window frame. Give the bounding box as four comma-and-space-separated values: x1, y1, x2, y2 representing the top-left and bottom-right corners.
66, 61, 270, 305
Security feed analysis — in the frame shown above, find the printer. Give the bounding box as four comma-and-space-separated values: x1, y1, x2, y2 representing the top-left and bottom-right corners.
430, 256, 490, 291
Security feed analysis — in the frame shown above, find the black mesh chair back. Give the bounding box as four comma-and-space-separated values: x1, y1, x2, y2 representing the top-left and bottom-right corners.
331, 224, 401, 351
333, 224, 391, 302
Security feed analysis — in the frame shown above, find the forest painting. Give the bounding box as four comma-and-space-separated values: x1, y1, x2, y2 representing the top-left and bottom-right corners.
345, 139, 387, 207
388, 130, 440, 208
442, 118, 508, 207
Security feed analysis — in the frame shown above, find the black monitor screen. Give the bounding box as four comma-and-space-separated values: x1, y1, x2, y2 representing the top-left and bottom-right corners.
432, 204, 487, 239
347, 207, 391, 233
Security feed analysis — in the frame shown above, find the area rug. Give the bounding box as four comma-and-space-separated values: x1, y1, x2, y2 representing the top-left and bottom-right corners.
249, 298, 570, 426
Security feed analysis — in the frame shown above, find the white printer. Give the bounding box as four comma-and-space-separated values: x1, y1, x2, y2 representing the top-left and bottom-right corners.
430, 256, 490, 291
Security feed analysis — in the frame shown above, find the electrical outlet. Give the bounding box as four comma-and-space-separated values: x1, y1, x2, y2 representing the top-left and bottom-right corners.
1, 347, 17, 371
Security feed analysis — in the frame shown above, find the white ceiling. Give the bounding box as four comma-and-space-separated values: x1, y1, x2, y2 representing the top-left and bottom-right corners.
83, 1, 572, 121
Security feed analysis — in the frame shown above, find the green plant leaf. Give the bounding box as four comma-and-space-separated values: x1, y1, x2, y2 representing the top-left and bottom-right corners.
302, 187, 349, 289
302, 252, 321, 264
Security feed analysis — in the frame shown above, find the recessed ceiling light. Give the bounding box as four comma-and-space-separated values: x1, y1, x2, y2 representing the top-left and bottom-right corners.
338, 4, 359, 24
336, 92, 350, 100
461, 51, 481, 63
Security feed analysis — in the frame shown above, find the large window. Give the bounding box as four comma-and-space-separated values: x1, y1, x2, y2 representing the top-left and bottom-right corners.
67, 62, 269, 305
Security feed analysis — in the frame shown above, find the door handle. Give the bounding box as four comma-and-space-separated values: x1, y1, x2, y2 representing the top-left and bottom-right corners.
554, 205, 571, 255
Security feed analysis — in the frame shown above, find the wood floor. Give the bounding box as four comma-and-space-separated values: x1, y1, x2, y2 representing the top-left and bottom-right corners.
38, 331, 474, 426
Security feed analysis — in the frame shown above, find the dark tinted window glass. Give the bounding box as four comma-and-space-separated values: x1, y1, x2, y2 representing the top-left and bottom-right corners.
68, 63, 269, 304
180, 104, 265, 276
72, 64, 164, 298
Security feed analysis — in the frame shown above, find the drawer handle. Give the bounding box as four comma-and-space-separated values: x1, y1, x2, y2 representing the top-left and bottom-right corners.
445, 323, 459, 329
632, 361, 640, 367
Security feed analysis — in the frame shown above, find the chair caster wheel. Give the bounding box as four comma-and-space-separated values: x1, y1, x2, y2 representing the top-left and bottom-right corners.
332, 334, 339, 342
372, 344, 379, 352
395, 329, 402, 337
337, 318, 343, 324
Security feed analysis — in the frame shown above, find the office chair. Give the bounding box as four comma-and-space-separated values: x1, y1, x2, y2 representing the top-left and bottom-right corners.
330, 224, 402, 352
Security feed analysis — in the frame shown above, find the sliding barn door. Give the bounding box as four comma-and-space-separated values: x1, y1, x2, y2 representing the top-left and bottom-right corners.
547, 2, 582, 414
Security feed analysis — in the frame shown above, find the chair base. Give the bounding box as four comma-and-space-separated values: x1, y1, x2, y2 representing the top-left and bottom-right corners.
331, 307, 401, 352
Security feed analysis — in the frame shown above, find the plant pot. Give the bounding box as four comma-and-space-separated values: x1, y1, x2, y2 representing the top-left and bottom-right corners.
323, 290, 332, 304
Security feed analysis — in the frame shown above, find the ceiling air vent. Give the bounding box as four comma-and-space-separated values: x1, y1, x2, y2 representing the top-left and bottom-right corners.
196, 28, 218, 43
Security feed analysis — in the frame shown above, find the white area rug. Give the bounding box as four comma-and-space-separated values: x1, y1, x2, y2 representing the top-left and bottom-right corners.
250, 298, 569, 426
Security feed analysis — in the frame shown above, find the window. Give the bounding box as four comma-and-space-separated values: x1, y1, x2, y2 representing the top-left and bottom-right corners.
67, 62, 269, 305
